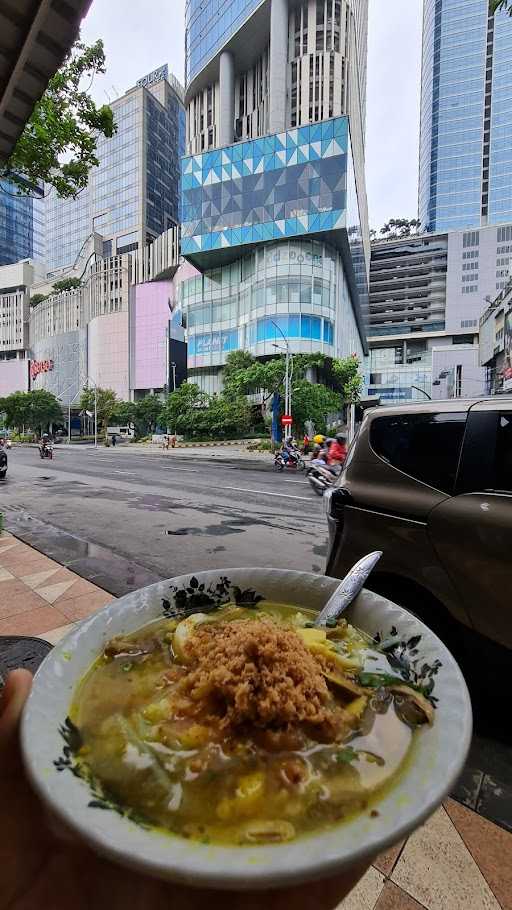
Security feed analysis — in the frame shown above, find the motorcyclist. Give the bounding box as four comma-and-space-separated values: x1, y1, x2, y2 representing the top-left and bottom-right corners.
281, 435, 297, 464
39, 432, 52, 456
327, 432, 347, 466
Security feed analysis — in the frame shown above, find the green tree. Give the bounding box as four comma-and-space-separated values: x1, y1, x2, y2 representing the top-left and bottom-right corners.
79, 387, 118, 436
223, 350, 256, 381
111, 400, 136, 427
28, 390, 62, 434
159, 383, 208, 434
492, 0, 512, 14
291, 381, 341, 435
2, 40, 115, 198
0, 392, 32, 432
134, 395, 162, 436
331, 355, 363, 403
52, 278, 82, 293
186, 395, 250, 439
29, 293, 48, 308
380, 218, 421, 239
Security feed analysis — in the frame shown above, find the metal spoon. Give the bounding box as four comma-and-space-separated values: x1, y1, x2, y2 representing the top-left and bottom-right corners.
314, 551, 383, 627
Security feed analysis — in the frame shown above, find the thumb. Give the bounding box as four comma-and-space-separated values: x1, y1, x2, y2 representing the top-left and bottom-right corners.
0, 668, 33, 775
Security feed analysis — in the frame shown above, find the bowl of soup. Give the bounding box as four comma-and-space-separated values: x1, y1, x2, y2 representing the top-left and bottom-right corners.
21, 568, 472, 890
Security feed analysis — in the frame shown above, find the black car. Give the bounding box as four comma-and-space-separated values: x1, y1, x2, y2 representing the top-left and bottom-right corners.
0, 447, 7, 479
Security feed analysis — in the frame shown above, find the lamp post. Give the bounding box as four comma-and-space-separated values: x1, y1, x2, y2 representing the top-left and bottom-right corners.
271, 321, 292, 419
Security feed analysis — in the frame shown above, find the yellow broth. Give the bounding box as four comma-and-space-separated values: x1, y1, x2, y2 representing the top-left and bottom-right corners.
72, 604, 417, 845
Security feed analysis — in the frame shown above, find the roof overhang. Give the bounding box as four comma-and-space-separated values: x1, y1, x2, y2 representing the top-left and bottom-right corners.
0, 0, 92, 162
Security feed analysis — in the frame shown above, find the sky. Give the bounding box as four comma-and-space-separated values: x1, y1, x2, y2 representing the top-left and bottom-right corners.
81, 0, 423, 232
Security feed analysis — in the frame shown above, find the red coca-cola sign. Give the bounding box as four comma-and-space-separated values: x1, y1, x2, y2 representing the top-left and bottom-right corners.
30, 359, 54, 380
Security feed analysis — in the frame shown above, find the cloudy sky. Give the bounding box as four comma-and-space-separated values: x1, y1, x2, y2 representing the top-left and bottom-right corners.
81, 0, 423, 232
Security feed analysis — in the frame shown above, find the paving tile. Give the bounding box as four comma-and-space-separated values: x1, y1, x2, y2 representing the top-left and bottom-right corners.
0, 567, 14, 582
0, 580, 47, 619
21, 568, 59, 589
337, 866, 385, 910
0, 551, 60, 577
374, 881, 425, 910
0, 542, 21, 556
391, 806, 501, 910
0, 605, 67, 636
467, 734, 512, 785
36, 579, 76, 604
373, 839, 405, 877
477, 774, 512, 835
55, 576, 108, 602
451, 764, 484, 810
445, 797, 512, 910
40, 622, 76, 645
56, 589, 115, 621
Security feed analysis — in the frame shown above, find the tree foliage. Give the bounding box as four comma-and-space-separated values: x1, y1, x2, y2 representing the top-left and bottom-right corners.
29, 294, 48, 308
133, 395, 162, 436
79, 387, 118, 434
290, 381, 341, 435
52, 277, 82, 293
0, 390, 62, 433
377, 218, 421, 240
2, 40, 115, 198
491, 0, 512, 14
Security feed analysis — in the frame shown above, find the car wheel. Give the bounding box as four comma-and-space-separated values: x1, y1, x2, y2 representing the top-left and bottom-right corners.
0, 471, 6, 480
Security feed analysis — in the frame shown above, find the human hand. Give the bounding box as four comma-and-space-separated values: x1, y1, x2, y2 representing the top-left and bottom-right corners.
0, 669, 370, 910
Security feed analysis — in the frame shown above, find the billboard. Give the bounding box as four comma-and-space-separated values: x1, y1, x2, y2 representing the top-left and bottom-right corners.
503, 310, 512, 392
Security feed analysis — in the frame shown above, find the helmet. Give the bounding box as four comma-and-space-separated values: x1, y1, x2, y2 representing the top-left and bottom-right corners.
336, 433, 347, 443
42, 433, 49, 439
313, 434, 325, 444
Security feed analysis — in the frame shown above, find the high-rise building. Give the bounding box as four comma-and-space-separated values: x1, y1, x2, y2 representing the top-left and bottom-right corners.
181, 0, 370, 394
367, 222, 512, 401
0, 178, 44, 267
45, 65, 185, 274
419, 0, 512, 233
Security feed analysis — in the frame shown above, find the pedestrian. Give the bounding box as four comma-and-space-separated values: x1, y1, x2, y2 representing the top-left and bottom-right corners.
303, 433, 310, 455
170, 434, 176, 449
111, 433, 116, 447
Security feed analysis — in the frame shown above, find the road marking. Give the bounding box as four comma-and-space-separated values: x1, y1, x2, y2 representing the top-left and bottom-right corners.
110, 470, 137, 475
222, 485, 312, 501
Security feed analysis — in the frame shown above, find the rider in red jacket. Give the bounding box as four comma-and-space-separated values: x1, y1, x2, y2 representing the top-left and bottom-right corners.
327, 433, 347, 465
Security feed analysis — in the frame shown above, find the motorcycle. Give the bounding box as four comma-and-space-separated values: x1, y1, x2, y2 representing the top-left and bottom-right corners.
306, 462, 340, 495
39, 443, 53, 460
274, 449, 306, 472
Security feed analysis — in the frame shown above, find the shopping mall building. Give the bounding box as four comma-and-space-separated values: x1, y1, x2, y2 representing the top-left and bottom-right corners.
179, 0, 371, 394
0, 229, 188, 409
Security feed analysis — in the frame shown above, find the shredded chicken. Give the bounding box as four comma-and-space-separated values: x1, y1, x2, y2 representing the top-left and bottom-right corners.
176, 619, 346, 742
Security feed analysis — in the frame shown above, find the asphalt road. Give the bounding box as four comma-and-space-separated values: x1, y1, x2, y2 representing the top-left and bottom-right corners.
0, 446, 327, 580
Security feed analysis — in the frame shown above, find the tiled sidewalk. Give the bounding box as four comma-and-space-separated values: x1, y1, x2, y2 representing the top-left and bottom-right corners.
0, 530, 113, 639
1, 530, 511, 909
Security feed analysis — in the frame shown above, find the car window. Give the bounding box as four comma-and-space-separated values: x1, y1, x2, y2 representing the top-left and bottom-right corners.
370, 412, 467, 494
492, 414, 512, 493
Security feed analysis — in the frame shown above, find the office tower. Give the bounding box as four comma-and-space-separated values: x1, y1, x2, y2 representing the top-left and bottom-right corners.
45, 65, 185, 274
419, 0, 512, 233
367, 222, 512, 402
181, 0, 370, 393
0, 178, 44, 267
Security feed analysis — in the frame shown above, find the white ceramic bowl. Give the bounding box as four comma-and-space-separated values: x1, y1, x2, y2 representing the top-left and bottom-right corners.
21, 568, 472, 891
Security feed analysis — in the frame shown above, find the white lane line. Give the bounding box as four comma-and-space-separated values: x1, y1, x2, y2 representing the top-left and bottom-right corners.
222, 484, 312, 501
110, 470, 137, 475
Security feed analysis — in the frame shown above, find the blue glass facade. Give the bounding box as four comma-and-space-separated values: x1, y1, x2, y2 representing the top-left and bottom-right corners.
0, 179, 43, 266
489, 10, 512, 224
185, 0, 261, 83
181, 117, 349, 263
145, 87, 185, 236
419, 0, 512, 232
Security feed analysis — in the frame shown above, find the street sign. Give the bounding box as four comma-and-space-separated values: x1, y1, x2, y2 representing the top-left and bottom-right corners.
281, 414, 292, 426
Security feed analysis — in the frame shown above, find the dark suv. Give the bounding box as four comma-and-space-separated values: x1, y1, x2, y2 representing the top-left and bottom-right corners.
325, 398, 512, 650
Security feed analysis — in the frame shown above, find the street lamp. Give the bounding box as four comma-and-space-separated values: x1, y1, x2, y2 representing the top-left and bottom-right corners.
271, 321, 292, 419
82, 376, 98, 448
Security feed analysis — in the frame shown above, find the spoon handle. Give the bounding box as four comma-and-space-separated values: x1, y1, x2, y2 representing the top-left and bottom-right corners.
315, 551, 383, 627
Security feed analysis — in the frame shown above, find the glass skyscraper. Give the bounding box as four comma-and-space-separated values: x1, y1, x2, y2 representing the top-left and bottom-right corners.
45, 66, 184, 274
419, 0, 512, 233
181, 0, 370, 393
0, 178, 44, 267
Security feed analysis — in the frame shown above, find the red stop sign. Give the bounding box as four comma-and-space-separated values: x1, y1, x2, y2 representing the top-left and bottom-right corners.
281, 415, 292, 426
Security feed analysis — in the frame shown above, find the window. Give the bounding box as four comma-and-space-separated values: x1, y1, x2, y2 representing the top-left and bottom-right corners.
370, 412, 467, 494
493, 414, 512, 493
